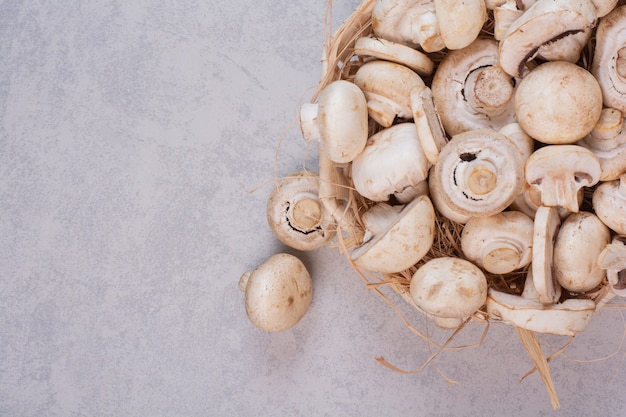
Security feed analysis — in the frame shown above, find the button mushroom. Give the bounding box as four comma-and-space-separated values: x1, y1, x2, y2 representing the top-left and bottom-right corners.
433, 0, 487, 50
353, 36, 434, 76
597, 235, 626, 297
591, 5, 626, 114
239, 253, 313, 332
431, 38, 520, 136
351, 123, 431, 203
266, 171, 336, 251
461, 211, 534, 275
553, 212, 611, 293
299, 80, 369, 163
578, 107, 626, 181
514, 61, 603, 144
350, 195, 436, 274
525, 145, 602, 213
429, 129, 525, 223
409, 257, 488, 329
592, 172, 626, 235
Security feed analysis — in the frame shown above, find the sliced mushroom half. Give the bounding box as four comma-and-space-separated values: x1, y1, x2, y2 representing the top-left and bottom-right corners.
597, 235, 626, 297
578, 107, 626, 181
354, 36, 434, 76
532, 206, 562, 304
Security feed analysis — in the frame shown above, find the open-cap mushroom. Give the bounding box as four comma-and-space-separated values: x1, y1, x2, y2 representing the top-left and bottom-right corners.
351, 195, 435, 274
409, 257, 488, 329
515, 61, 603, 144
353, 60, 425, 128
525, 145, 602, 213
598, 235, 626, 297
592, 172, 626, 235
578, 107, 626, 181
461, 211, 534, 275
266, 171, 336, 251
498, 0, 598, 78
591, 5, 626, 113
532, 206, 562, 304
431, 38, 520, 136
300, 80, 368, 163
553, 212, 611, 293
239, 253, 313, 332
372, 0, 445, 53
434, 0, 487, 50
354, 36, 434, 76
429, 129, 525, 222
351, 123, 431, 203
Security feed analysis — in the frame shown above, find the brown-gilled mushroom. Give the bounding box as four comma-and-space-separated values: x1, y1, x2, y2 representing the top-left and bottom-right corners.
353, 60, 425, 128
266, 171, 336, 251
239, 253, 313, 332
409, 257, 488, 329
593, 172, 626, 235
429, 129, 525, 223
461, 211, 534, 275
353, 36, 434, 76
525, 145, 602, 213
591, 5, 626, 114
498, 0, 598, 78
351, 195, 435, 274
431, 38, 520, 137
351, 123, 431, 203
578, 107, 626, 181
372, 0, 445, 53
597, 235, 626, 297
515, 61, 603, 144
553, 212, 611, 293
434, 0, 487, 50
532, 206, 562, 304
299, 80, 368, 163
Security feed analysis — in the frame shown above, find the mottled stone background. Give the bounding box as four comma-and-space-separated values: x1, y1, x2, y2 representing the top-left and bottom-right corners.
1, 1, 625, 416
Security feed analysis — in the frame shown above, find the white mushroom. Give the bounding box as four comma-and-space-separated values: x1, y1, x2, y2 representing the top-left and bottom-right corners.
410, 85, 448, 165
431, 38, 520, 136
353, 60, 425, 128
592, 172, 626, 235
299, 80, 368, 163
591, 5, 626, 113
578, 107, 626, 181
239, 253, 313, 332
597, 235, 626, 297
352, 123, 430, 203
429, 129, 525, 223
553, 212, 611, 293
433, 0, 487, 50
515, 61, 603, 144
372, 0, 445, 53
532, 206, 562, 304
498, 0, 598, 78
351, 196, 435, 274
525, 145, 602, 213
409, 257, 488, 329
509, 185, 584, 221
267, 171, 336, 251
461, 211, 534, 275
353, 36, 434, 76
493, 0, 525, 41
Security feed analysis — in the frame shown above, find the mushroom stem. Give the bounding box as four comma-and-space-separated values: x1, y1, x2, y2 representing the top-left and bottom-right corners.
361, 203, 403, 240
482, 241, 523, 275
289, 193, 323, 231
464, 65, 515, 115
464, 159, 498, 195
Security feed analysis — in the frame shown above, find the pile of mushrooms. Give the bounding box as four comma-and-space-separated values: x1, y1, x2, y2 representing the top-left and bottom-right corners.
242, 0, 626, 368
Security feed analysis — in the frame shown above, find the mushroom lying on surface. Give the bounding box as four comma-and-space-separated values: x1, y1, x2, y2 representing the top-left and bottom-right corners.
553, 212, 611, 293
239, 253, 313, 332
532, 206, 562, 304
525, 145, 602, 213
351, 195, 435, 274
593, 172, 626, 235
299, 80, 368, 163
578, 107, 626, 181
515, 61, 603, 144
598, 235, 626, 297
354, 36, 434, 76
429, 129, 525, 223
410, 257, 488, 329
461, 211, 534, 275
266, 171, 336, 251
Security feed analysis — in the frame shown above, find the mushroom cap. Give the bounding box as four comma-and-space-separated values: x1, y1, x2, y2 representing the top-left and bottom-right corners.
354, 36, 434, 76
498, 0, 598, 78
434, 0, 487, 50
431, 38, 519, 136
461, 211, 534, 275
593, 175, 626, 234
410, 257, 488, 320
429, 129, 525, 218
597, 235, 626, 297
266, 171, 336, 251
241, 253, 313, 332
515, 61, 603, 144
353, 60, 425, 127
553, 212, 610, 292
317, 80, 369, 163
351, 195, 435, 273
591, 5, 626, 113
352, 123, 430, 202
